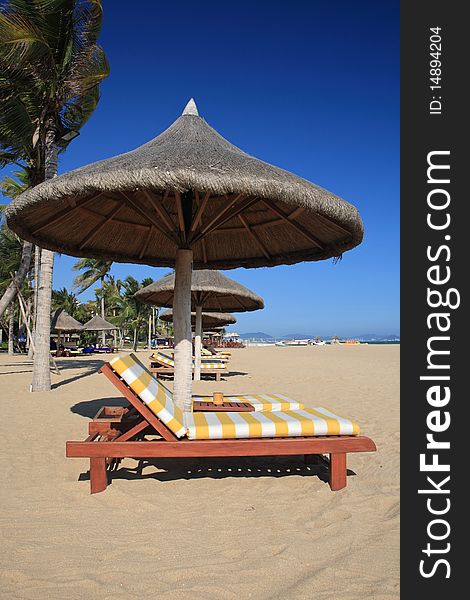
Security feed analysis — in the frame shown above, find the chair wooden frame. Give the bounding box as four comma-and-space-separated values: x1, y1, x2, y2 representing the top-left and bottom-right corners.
66, 363, 377, 494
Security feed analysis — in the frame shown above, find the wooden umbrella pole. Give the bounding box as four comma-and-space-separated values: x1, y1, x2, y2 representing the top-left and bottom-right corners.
173, 248, 193, 414
194, 305, 202, 381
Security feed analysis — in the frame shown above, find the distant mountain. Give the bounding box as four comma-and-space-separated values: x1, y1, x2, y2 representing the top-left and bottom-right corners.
282, 333, 313, 339
238, 332, 273, 339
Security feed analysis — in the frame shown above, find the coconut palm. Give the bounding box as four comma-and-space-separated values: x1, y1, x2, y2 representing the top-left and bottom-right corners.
113, 276, 153, 351
0, 172, 33, 319
0, 0, 109, 390
51, 287, 80, 317
72, 258, 112, 344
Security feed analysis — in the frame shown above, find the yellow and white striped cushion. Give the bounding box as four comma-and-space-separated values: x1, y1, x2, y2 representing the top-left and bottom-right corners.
152, 352, 226, 370
109, 354, 186, 438
192, 394, 303, 412
200, 360, 226, 370
153, 351, 174, 366
186, 407, 360, 440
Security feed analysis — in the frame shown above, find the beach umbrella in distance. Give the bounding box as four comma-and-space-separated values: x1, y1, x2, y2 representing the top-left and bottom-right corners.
51, 309, 84, 349
134, 269, 263, 379
83, 314, 117, 345
6, 99, 363, 413
159, 309, 236, 329
51, 308, 84, 332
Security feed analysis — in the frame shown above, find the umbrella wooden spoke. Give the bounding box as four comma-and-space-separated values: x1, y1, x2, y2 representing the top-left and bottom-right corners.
79, 201, 126, 250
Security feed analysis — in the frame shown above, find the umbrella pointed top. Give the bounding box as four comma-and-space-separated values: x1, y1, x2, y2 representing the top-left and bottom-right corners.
182, 98, 199, 116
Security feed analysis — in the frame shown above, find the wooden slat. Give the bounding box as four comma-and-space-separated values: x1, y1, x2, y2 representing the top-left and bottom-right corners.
32, 195, 99, 234
142, 190, 176, 235
175, 191, 186, 244
190, 191, 210, 233
78, 202, 125, 250
138, 226, 154, 259
260, 199, 325, 249
238, 213, 271, 259
67, 435, 377, 458
193, 401, 254, 412
119, 191, 180, 246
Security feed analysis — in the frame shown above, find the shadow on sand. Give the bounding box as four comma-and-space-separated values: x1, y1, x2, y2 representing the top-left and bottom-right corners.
71, 396, 128, 418
78, 455, 356, 487
51, 358, 106, 389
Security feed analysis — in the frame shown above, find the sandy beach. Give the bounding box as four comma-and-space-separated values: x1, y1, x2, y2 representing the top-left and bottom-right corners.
0, 344, 399, 599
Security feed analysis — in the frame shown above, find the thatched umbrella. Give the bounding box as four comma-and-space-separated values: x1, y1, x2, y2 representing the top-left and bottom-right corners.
51, 308, 84, 332
159, 309, 236, 329
83, 314, 117, 346
6, 99, 363, 414
134, 269, 262, 379
51, 309, 84, 350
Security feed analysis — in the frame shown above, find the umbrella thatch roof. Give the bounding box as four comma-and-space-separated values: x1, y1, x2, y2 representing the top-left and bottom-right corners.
6, 99, 363, 269
134, 269, 264, 312
159, 309, 236, 328
83, 315, 116, 331
51, 309, 84, 332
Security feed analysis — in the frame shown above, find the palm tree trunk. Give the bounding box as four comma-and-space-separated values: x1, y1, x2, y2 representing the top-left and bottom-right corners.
8, 305, 15, 355
132, 327, 138, 351
8, 305, 16, 354
31, 248, 54, 390
0, 240, 33, 319
31, 120, 57, 392
28, 246, 40, 359
148, 313, 152, 349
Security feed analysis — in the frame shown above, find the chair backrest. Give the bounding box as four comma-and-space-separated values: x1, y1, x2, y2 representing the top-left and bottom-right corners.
153, 351, 175, 367
109, 353, 186, 438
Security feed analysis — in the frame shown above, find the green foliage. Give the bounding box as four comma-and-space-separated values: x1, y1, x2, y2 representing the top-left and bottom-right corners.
0, 0, 109, 179
72, 257, 112, 293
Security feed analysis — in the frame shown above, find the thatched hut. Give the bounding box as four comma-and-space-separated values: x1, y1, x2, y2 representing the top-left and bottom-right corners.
83, 314, 117, 345
51, 309, 84, 332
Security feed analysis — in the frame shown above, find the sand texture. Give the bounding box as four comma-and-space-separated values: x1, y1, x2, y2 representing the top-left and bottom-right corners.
0, 345, 399, 599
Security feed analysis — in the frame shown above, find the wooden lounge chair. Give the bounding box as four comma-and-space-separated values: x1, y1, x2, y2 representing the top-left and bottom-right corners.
66, 354, 376, 494
150, 350, 227, 381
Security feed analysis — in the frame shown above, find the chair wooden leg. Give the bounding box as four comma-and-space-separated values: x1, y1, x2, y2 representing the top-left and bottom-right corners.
215, 372, 221, 381
329, 453, 347, 491
90, 457, 108, 494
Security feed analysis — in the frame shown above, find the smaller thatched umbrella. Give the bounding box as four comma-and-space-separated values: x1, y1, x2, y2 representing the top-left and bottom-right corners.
159, 309, 236, 329
83, 315, 117, 346
51, 309, 84, 351
134, 269, 261, 379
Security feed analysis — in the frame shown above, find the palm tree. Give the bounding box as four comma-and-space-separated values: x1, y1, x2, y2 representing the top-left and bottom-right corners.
0, 172, 33, 319
114, 276, 153, 351
0, 0, 109, 391
51, 287, 80, 317
73, 258, 112, 344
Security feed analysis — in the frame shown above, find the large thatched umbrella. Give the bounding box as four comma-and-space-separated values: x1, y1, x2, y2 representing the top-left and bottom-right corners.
160, 309, 236, 329
6, 99, 363, 414
134, 269, 262, 379
83, 314, 117, 346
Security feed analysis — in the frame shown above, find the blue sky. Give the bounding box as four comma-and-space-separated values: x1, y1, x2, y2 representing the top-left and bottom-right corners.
3, 1, 399, 337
